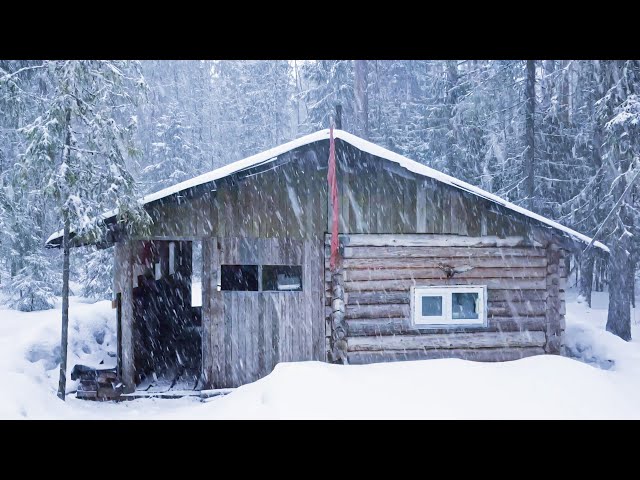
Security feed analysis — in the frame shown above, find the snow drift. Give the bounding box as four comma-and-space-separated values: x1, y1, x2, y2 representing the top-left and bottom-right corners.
1, 290, 639, 419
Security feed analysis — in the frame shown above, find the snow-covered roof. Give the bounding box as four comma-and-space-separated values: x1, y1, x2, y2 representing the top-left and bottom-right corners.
46, 129, 608, 252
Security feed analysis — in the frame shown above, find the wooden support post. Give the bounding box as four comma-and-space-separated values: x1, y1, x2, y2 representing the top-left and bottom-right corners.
201, 238, 213, 389
117, 240, 135, 393
210, 237, 224, 387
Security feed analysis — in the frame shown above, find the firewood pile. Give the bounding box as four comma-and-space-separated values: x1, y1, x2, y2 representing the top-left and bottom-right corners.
72, 364, 123, 400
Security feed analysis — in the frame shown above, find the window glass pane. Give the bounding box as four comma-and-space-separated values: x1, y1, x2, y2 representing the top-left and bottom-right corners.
452, 292, 479, 319
221, 265, 259, 291
262, 265, 303, 291
421, 296, 442, 316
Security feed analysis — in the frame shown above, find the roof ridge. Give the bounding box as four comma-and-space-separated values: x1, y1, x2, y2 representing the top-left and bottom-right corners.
46, 128, 608, 252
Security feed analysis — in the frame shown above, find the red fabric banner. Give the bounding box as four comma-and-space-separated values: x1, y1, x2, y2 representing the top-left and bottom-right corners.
327, 125, 339, 272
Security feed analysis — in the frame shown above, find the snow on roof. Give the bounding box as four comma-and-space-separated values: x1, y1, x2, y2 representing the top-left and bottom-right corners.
46, 129, 609, 252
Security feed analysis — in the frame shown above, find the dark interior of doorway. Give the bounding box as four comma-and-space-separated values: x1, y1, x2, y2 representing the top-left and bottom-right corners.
132, 240, 203, 392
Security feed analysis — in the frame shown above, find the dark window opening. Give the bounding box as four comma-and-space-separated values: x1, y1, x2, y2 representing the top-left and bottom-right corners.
262, 265, 303, 291
221, 265, 259, 291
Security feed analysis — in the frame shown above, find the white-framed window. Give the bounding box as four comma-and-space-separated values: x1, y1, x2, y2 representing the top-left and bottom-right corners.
411, 285, 487, 328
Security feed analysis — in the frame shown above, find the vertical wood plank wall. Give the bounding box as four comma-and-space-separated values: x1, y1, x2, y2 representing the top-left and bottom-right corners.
206, 237, 324, 389
116, 141, 573, 388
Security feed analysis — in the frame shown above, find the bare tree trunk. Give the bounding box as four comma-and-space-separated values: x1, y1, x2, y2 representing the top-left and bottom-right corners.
57, 211, 71, 400
354, 60, 369, 139
607, 238, 632, 341
630, 262, 636, 309
57, 108, 72, 401
445, 60, 459, 175
579, 251, 594, 307
524, 60, 536, 211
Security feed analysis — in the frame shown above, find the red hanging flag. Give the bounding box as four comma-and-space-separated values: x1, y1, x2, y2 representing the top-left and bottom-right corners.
327, 124, 339, 272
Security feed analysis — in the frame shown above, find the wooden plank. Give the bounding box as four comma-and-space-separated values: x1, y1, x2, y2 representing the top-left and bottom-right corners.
211, 238, 225, 388
261, 171, 274, 237
341, 267, 548, 282
201, 238, 213, 388
329, 247, 549, 266
442, 187, 452, 233
487, 289, 548, 302
347, 347, 545, 364
223, 293, 233, 388
346, 317, 547, 336
340, 155, 350, 233
450, 190, 468, 235
334, 235, 544, 249
240, 293, 250, 384
308, 240, 323, 361
465, 193, 482, 236
348, 161, 365, 233
375, 159, 389, 232
258, 291, 266, 379
388, 172, 405, 234
416, 180, 427, 233
401, 177, 417, 234
220, 183, 234, 238
488, 301, 547, 317
250, 293, 260, 382
347, 331, 546, 351
117, 241, 135, 393
339, 300, 546, 320
269, 293, 280, 368
344, 278, 547, 292
345, 304, 410, 320
342, 256, 548, 270
361, 160, 373, 234
344, 289, 548, 306
428, 179, 443, 233
345, 291, 411, 306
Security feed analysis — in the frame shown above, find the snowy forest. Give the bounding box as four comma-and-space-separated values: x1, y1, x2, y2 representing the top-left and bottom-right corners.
1, 59, 639, 340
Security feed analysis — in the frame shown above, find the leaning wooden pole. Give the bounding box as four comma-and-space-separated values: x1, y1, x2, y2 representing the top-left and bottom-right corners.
327, 114, 348, 364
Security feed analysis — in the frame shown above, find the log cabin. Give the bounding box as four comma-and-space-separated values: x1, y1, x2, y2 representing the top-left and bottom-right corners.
46, 128, 609, 394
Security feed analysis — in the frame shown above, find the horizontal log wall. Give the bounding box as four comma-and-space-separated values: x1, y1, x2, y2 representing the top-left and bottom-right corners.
325, 233, 561, 364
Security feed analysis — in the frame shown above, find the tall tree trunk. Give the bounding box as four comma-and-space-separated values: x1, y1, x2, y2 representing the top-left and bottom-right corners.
524, 60, 536, 211
607, 237, 632, 341
579, 250, 594, 307
445, 60, 459, 175
57, 108, 72, 401
57, 211, 71, 400
630, 262, 636, 309
354, 60, 369, 139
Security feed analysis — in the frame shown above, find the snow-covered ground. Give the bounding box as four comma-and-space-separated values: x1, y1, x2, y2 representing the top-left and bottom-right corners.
1, 289, 639, 419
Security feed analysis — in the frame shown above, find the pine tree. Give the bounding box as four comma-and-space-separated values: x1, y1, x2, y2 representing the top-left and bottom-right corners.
78, 246, 114, 301
15, 60, 150, 399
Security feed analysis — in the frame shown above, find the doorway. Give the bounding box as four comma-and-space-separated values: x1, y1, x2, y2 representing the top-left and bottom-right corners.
131, 239, 203, 391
